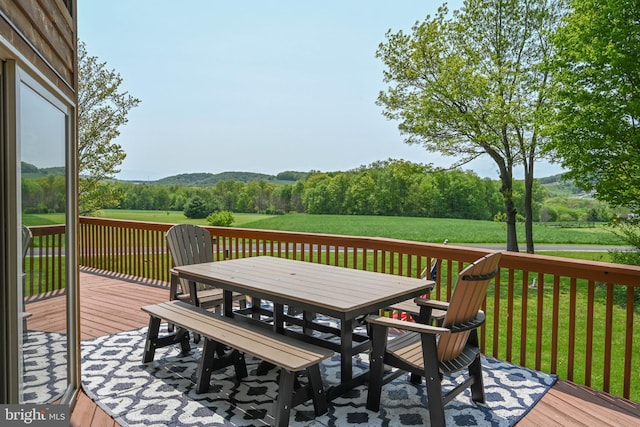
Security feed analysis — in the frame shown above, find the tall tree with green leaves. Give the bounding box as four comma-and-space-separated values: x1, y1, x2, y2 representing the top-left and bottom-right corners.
547, 0, 640, 214
376, 0, 564, 252
547, 0, 640, 264
78, 41, 140, 214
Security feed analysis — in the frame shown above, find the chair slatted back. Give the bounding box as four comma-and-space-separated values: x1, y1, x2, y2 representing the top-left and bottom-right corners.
166, 224, 214, 293
22, 225, 32, 259
438, 252, 501, 361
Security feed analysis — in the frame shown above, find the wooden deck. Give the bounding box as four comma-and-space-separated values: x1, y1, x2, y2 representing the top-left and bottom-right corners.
25, 269, 640, 427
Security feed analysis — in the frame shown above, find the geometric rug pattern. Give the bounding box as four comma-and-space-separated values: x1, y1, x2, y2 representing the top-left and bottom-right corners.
81, 324, 557, 426
22, 330, 67, 404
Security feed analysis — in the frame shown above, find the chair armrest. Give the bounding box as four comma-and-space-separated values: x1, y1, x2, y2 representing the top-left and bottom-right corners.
448, 311, 485, 332
414, 298, 449, 310
366, 315, 450, 335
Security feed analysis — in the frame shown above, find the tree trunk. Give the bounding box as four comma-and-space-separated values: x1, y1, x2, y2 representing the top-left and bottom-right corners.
524, 161, 535, 254
504, 197, 520, 252
500, 179, 520, 252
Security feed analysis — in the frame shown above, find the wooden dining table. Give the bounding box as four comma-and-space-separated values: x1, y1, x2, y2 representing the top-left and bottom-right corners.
173, 255, 435, 399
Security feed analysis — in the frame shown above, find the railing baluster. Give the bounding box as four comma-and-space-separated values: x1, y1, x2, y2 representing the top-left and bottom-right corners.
568, 277, 577, 381
551, 275, 561, 374
604, 282, 614, 393
506, 268, 515, 362
493, 270, 501, 359
535, 277, 544, 371
624, 286, 634, 398
585, 280, 595, 387
446, 260, 454, 300
520, 271, 529, 367
57, 232, 62, 291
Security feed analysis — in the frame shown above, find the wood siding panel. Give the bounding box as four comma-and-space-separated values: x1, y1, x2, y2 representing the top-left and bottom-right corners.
0, 0, 75, 97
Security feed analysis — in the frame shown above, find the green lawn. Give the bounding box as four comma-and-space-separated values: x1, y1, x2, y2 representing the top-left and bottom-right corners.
81, 210, 624, 247
23, 212, 66, 225
75, 209, 271, 226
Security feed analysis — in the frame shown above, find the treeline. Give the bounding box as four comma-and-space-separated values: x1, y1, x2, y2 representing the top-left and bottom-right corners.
114, 160, 505, 218
22, 175, 66, 214
21, 159, 615, 223
110, 159, 612, 222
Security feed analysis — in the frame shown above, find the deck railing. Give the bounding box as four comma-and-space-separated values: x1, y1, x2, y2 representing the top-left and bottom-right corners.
25, 217, 640, 401
23, 224, 66, 301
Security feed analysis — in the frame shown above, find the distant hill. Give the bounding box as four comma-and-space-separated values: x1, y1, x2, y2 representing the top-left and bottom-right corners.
125, 171, 309, 186
537, 173, 567, 185
21, 161, 65, 178
538, 173, 587, 197
123, 170, 570, 189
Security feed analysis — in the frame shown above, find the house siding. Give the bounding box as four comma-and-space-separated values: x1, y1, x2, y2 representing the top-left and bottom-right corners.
0, 0, 76, 99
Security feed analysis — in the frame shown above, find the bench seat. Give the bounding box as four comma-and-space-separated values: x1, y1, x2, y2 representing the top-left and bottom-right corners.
141, 300, 334, 427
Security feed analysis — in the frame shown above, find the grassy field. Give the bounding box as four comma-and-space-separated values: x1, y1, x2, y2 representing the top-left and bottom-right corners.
81, 210, 274, 226
23, 212, 67, 225
73, 209, 625, 246
237, 214, 624, 245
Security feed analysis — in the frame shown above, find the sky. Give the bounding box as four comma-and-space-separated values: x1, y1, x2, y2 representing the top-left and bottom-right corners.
77, 0, 565, 182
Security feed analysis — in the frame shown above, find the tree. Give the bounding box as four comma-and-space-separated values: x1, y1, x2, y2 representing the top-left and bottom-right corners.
376, 0, 564, 252
206, 210, 235, 227
547, 0, 640, 263
547, 0, 640, 214
183, 196, 216, 219
78, 41, 140, 214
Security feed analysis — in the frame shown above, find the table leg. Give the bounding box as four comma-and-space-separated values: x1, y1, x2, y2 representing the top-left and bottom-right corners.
257, 302, 285, 376
303, 310, 315, 335
340, 318, 354, 384
252, 297, 262, 320
223, 290, 233, 317
274, 303, 285, 334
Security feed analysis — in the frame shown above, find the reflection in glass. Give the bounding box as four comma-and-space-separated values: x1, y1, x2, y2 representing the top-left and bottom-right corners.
19, 81, 68, 403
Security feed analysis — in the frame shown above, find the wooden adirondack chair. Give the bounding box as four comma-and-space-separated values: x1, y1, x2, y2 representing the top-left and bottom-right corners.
366, 252, 502, 426
166, 224, 245, 311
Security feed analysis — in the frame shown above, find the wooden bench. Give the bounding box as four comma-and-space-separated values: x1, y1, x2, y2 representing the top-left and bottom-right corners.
141, 300, 334, 427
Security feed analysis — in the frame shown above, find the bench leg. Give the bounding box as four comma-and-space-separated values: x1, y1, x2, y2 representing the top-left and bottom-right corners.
233, 351, 248, 380
273, 369, 295, 427
196, 340, 248, 393
178, 329, 191, 355
366, 323, 387, 412
143, 316, 191, 364
196, 338, 217, 393
192, 332, 201, 344
306, 364, 327, 416
257, 361, 276, 375
143, 316, 162, 363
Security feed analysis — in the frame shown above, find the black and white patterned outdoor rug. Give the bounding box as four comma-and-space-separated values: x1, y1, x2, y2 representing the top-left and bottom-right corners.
23, 330, 67, 403
81, 324, 556, 426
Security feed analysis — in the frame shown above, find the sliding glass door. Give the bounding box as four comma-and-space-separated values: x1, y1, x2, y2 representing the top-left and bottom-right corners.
1, 60, 78, 404
19, 72, 70, 404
